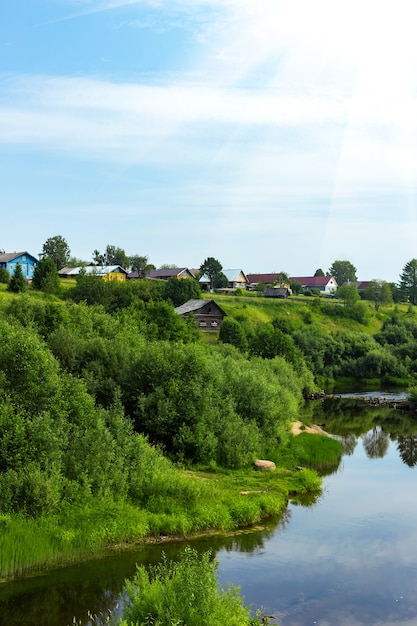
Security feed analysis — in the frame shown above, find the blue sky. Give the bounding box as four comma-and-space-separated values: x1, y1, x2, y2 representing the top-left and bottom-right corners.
2, 0, 417, 281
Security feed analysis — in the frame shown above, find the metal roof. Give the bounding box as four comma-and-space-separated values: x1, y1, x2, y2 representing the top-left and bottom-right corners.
0, 251, 38, 263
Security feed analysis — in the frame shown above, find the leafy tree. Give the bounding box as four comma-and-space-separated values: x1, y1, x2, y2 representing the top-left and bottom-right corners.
163, 276, 201, 307
7, 262, 26, 293
199, 257, 223, 291
400, 259, 417, 304
274, 272, 290, 286
290, 279, 302, 295
219, 318, 248, 352
329, 260, 357, 286
40, 235, 70, 270
314, 268, 325, 276
32, 257, 61, 294
389, 282, 402, 304
336, 283, 360, 307
104, 245, 129, 268
68, 255, 86, 267
93, 245, 129, 268
0, 267, 10, 284
249, 323, 299, 364
364, 279, 393, 311
92, 249, 105, 265
212, 271, 229, 289
130, 254, 151, 277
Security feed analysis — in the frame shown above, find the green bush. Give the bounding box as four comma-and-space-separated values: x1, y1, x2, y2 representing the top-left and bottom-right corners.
114, 547, 253, 626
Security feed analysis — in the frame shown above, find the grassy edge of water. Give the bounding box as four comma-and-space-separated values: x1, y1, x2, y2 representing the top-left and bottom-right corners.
0, 462, 323, 582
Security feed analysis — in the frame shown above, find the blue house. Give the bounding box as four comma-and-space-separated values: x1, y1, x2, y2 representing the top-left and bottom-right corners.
0, 251, 38, 280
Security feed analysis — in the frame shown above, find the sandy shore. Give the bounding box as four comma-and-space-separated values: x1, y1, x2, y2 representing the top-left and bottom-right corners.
291, 421, 328, 436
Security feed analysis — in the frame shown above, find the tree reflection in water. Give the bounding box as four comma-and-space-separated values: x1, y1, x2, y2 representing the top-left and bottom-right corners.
362, 426, 390, 459
396, 435, 417, 467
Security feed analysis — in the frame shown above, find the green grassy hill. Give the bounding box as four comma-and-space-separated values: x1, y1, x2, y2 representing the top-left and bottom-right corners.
207, 292, 406, 335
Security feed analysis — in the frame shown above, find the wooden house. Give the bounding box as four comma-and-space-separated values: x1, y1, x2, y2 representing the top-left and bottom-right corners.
174, 299, 226, 330
0, 251, 38, 280
264, 287, 291, 298
199, 269, 248, 291
58, 265, 128, 282
246, 273, 280, 289
147, 267, 196, 280
289, 275, 338, 294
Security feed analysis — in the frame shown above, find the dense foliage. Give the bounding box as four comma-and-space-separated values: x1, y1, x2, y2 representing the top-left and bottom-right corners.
2, 276, 416, 528
111, 547, 256, 626
0, 284, 313, 520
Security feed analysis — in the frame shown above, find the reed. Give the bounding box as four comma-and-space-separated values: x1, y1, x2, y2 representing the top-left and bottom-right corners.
288, 432, 343, 472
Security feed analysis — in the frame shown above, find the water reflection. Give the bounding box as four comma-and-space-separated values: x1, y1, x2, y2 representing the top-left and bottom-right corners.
1, 398, 417, 626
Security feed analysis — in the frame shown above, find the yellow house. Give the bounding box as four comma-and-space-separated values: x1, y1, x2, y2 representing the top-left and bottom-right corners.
59, 265, 128, 281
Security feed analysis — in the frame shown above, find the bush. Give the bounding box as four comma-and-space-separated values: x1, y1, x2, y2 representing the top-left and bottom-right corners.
115, 547, 253, 626
0, 267, 10, 284
219, 317, 248, 352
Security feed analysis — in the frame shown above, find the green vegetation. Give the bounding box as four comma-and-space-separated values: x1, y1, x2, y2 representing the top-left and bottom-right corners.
96, 547, 262, 626
2, 274, 414, 581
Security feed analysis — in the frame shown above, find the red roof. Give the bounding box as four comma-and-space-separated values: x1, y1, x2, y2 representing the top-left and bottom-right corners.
247, 273, 279, 284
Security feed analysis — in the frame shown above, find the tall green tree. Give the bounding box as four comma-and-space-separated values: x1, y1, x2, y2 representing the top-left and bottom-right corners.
32, 257, 61, 295
7, 263, 26, 293
40, 235, 70, 270
400, 259, 417, 304
105, 245, 129, 268
164, 277, 201, 307
274, 272, 290, 286
336, 283, 360, 306
0, 267, 10, 284
199, 257, 223, 291
93, 246, 129, 268
365, 279, 393, 311
329, 260, 357, 286
314, 268, 325, 276
130, 254, 151, 277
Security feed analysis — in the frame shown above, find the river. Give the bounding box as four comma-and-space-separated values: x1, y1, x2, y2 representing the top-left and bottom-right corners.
1, 394, 417, 626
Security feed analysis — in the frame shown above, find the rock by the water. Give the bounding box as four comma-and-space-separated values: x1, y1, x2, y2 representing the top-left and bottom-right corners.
254, 459, 276, 471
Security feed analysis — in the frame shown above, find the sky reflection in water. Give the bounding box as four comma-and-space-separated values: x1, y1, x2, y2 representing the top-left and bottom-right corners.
1, 405, 417, 626
217, 434, 417, 626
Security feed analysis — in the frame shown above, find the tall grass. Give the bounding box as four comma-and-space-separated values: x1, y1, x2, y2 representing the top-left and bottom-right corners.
0, 465, 321, 580
287, 433, 343, 472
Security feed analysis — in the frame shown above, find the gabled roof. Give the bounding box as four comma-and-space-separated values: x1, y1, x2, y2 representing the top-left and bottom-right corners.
148, 267, 196, 279
0, 251, 38, 263
247, 273, 279, 284
199, 269, 248, 283
353, 281, 372, 290
290, 276, 337, 287
58, 266, 76, 276
174, 299, 226, 316
264, 287, 290, 298
63, 265, 127, 276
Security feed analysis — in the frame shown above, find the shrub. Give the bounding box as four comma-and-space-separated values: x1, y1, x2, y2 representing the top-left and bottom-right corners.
116, 547, 253, 626
0, 267, 10, 284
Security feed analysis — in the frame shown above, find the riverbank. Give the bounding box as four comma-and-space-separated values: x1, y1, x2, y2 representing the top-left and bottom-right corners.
0, 463, 322, 582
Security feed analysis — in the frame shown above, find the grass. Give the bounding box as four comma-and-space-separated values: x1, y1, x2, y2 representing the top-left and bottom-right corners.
286, 432, 343, 473
0, 464, 321, 581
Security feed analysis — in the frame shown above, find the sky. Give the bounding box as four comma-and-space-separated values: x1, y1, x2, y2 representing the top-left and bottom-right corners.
2, 0, 417, 281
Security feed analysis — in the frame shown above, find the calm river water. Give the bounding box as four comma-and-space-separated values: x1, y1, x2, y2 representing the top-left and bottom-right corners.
1, 394, 417, 626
